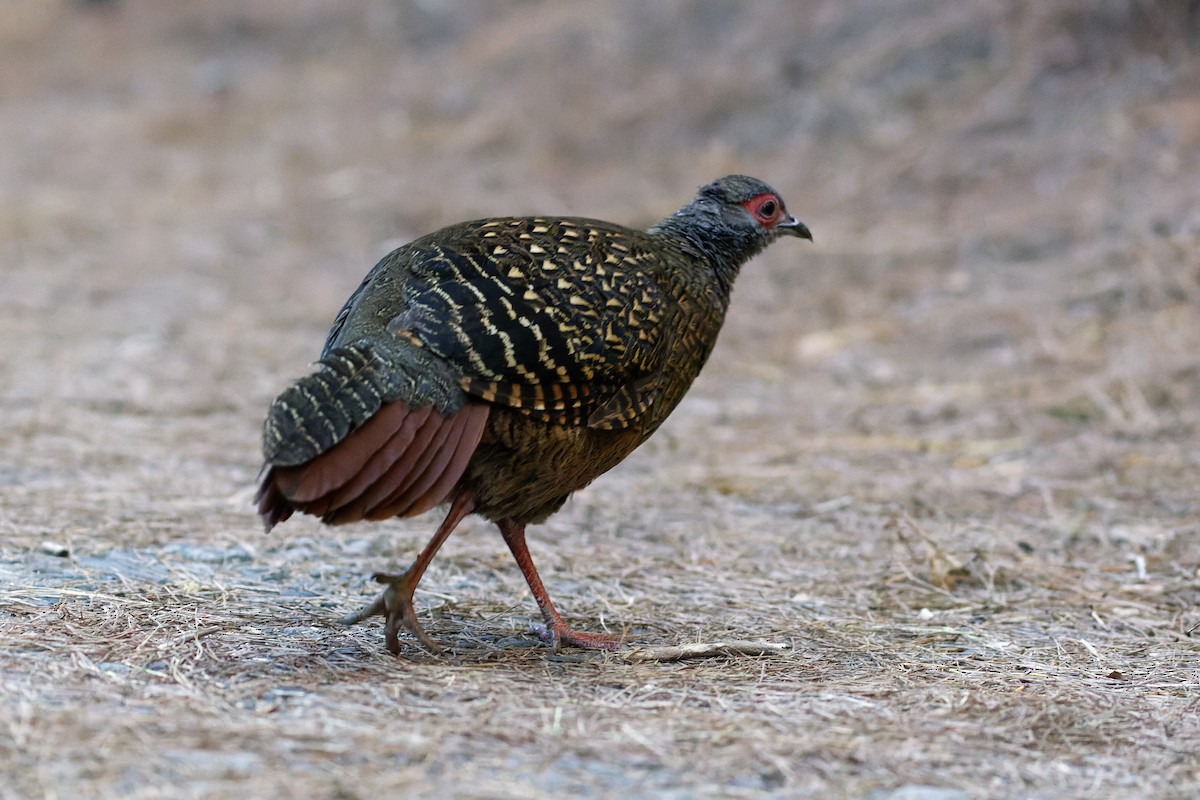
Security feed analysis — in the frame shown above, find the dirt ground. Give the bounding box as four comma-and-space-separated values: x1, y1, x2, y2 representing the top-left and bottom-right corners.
3, 1, 1200, 798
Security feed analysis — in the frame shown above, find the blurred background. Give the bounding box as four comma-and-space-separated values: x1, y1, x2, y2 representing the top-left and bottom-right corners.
4, 0, 1199, 439
3, 1, 1199, 797
4, 0, 1198, 421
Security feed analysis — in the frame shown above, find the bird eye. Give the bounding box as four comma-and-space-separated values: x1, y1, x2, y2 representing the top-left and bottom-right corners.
740, 194, 785, 227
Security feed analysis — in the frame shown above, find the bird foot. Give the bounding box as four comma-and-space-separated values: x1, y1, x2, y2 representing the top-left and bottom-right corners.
529, 620, 622, 651
341, 570, 443, 655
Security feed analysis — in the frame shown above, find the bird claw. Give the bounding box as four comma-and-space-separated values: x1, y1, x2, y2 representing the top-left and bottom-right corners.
529, 620, 622, 651
340, 570, 444, 654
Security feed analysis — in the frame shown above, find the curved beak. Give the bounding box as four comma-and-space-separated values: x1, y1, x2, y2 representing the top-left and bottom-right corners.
777, 214, 813, 241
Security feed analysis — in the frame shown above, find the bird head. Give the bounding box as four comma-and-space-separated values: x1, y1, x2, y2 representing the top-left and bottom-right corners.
654, 175, 812, 267
699, 174, 812, 242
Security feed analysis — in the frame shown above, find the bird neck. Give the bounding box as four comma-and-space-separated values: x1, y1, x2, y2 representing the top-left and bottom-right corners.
648, 213, 763, 297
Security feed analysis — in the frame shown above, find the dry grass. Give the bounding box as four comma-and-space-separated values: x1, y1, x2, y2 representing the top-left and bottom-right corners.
3, 1, 1200, 798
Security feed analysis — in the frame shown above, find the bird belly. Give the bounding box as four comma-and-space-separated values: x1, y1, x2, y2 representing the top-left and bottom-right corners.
464, 408, 650, 524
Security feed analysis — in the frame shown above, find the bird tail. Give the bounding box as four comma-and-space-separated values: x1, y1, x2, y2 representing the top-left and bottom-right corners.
262, 344, 399, 468
255, 342, 487, 530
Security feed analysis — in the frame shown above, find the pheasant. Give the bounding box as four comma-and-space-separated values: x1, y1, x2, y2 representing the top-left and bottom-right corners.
256, 175, 811, 654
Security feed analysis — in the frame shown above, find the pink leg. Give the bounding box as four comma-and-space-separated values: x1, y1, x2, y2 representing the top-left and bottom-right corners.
342, 488, 475, 654
498, 519, 621, 651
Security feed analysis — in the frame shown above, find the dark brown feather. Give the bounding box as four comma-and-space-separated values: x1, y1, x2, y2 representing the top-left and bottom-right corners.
297, 404, 435, 516
254, 477, 292, 529
360, 410, 456, 518
259, 402, 489, 528
368, 403, 489, 519
406, 404, 489, 517
272, 402, 423, 503
340, 406, 446, 518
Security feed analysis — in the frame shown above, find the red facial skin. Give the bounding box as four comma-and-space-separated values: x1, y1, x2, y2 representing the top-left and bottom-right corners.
741, 192, 786, 230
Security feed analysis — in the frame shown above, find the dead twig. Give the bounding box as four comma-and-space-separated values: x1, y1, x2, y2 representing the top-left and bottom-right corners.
622, 641, 788, 663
